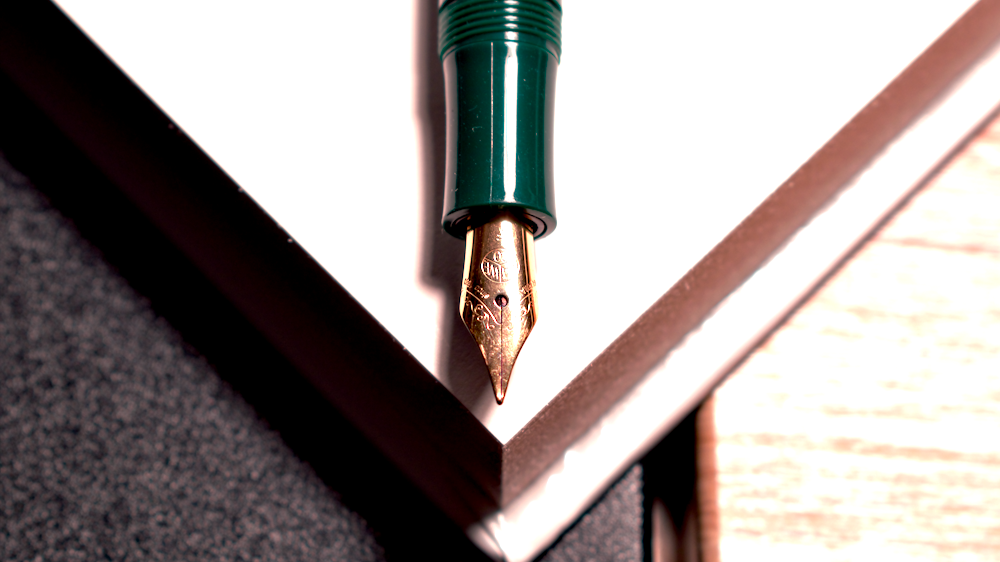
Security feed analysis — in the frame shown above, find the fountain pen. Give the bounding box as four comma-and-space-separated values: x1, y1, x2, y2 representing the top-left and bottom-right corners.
438, 0, 562, 404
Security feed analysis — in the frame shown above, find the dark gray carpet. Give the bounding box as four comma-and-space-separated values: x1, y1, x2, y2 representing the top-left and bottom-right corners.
0, 152, 642, 561
0, 155, 384, 560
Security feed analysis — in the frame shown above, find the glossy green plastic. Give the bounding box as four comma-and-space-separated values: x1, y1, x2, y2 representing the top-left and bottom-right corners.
439, 0, 561, 239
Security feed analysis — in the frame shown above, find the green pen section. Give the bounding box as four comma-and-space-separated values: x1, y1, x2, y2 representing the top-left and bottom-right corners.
439, 0, 562, 239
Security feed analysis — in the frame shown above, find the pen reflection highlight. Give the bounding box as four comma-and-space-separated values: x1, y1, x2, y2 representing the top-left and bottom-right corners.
503, 44, 519, 202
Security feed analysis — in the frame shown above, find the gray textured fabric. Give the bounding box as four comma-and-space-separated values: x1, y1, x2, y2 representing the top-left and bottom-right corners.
0, 156, 384, 561
0, 151, 642, 561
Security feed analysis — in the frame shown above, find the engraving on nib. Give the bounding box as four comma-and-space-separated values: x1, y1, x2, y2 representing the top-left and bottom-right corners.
481, 249, 517, 282
459, 215, 537, 404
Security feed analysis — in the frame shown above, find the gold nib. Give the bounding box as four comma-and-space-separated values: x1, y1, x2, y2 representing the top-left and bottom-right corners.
460, 214, 538, 404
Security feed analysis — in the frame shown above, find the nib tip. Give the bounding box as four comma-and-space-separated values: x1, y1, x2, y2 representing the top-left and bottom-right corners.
492, 372, 508, 404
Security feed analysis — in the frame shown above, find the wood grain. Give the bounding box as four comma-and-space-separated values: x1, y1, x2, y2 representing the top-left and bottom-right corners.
709, 114, 1000, 561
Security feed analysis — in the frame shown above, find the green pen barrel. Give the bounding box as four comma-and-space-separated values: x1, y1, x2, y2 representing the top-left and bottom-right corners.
439, 0, 561, 239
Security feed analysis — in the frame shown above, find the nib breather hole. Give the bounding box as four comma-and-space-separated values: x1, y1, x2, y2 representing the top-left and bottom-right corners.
495, 294, 509, 308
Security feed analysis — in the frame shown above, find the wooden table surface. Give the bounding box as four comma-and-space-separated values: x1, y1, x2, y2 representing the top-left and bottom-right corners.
705, 112, 1000, 561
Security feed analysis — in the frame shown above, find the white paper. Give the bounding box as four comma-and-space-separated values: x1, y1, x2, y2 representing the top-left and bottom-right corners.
52, 0, 977, 442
